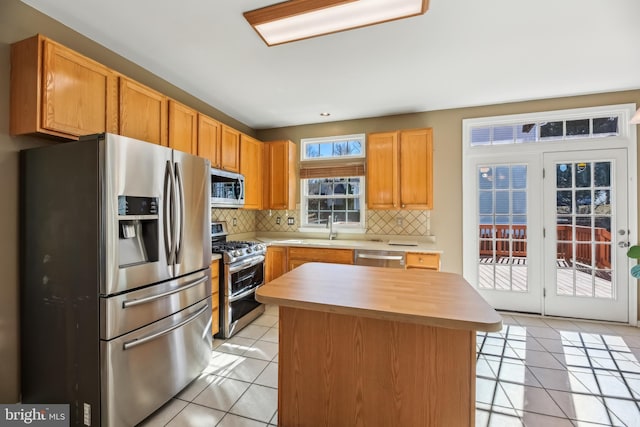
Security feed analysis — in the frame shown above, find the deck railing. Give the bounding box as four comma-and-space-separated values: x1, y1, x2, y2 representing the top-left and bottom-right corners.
479, 224, 611, 268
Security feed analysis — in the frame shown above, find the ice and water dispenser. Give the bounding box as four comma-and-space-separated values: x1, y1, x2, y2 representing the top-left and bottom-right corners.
118, 195, 159, 267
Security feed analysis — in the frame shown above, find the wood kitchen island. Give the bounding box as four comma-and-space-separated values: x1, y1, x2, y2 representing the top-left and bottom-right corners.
256, 262, 502, 427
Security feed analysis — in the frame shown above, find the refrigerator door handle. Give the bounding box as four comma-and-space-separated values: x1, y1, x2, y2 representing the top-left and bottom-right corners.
174, 162, 185, 264
121, 276, 208, 309
163, 160, 174, 265
122, 305, 208, 350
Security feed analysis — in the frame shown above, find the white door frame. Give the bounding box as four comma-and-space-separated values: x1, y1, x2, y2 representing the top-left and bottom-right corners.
462, 103, 638, 325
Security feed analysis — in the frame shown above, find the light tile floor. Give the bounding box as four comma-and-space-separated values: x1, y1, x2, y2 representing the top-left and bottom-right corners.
141, 306, 640, 426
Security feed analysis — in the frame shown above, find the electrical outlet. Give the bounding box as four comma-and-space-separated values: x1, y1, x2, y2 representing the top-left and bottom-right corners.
287, 217, 295, 225
232, 217, 237, 226
396, 217, 404, 226
276, 216, 281, 224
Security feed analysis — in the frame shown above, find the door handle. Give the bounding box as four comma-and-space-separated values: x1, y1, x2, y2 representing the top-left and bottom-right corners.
618, 241, 630, 248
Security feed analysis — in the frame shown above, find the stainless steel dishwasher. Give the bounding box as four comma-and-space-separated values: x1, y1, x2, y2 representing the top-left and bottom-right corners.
354, 249, 406, 268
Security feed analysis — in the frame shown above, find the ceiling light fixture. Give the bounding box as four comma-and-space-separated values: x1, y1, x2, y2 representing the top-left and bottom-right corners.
244, 0, 429, 47
631, 107, 640, 125
320, 112, 331, 116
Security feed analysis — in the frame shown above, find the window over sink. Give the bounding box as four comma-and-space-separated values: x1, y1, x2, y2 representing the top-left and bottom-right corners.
299, 134, 366, 233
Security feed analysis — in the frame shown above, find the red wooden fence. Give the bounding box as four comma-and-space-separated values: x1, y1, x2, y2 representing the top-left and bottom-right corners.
479, 224, 611, 268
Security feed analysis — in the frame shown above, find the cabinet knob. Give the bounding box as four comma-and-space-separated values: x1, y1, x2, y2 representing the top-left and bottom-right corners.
402, 204, 405, 208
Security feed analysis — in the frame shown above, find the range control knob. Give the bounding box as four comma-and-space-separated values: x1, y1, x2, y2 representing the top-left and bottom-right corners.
246, 247, 253, 254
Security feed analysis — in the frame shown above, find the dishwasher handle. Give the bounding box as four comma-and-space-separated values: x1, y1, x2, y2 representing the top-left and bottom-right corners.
357, 253, 405, 261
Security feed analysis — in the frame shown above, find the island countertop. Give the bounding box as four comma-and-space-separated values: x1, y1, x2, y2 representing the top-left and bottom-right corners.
256, 262, 502, 332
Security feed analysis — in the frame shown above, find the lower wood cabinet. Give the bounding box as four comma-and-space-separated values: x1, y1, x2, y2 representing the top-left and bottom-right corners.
287, 247, 353, 271
265, 246, 288, 284
211, 261, 220, 335
406, 252, 440, 271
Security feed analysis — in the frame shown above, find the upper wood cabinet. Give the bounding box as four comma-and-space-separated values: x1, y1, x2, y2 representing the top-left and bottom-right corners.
10, 34, 118, 140
240, 134, 263, 210
264, 140, 297, 210
198, 114, 222, 168
221, 125, 241, 172
168, 100, 197, 154
367, 128, 433, 210
119, 77, 167, 146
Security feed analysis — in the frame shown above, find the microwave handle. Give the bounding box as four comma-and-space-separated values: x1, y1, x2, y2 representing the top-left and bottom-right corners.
235, 178, 244, 200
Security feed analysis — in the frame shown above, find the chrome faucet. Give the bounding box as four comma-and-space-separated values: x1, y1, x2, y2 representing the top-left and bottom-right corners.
328, 215, 337, 240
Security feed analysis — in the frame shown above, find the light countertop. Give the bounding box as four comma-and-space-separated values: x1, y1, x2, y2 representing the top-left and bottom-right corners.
255, 235, 442, 254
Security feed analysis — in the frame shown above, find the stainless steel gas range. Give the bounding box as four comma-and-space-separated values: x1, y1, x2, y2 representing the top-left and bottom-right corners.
211, 221, 267, 338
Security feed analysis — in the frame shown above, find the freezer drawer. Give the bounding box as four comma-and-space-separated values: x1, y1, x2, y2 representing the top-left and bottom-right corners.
100, 269, 211, 340
100, 297, 212, 427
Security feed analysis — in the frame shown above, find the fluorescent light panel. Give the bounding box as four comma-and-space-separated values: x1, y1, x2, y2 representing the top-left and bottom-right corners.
245, 0, 429, 46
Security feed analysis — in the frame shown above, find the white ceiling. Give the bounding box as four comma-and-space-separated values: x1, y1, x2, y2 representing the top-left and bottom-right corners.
21, 0, 640, 130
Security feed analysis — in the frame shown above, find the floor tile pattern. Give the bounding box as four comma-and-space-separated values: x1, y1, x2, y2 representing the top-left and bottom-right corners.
141, 307, 640, 426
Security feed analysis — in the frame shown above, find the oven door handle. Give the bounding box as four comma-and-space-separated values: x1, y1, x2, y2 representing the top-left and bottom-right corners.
229, 286, 258, 303
123, 305, 208, 350
122, 276, 208, 309
228, 255, 265, 274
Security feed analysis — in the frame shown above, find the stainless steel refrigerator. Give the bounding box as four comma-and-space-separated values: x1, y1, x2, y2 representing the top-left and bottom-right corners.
20, 133, 212, 426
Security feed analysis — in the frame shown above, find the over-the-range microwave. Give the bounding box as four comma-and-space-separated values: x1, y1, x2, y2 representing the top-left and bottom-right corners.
211, 168, 244, 208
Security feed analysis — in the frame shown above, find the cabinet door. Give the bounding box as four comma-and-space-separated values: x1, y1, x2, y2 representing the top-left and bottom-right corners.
211, 261, 220, 335
266, 140, 297, 210
399, 128, 433, 209
119, 77, 167, 146
366, 132, 399, 209
42, 38, 118, 137
221, 125, 241, 172
240, 134, 263, 210
266, 246, 288, 283
198, 114, 222, 168
168, 100, 197, 154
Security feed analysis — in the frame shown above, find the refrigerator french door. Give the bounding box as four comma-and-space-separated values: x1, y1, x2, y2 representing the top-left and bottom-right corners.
20, 133, 212, 427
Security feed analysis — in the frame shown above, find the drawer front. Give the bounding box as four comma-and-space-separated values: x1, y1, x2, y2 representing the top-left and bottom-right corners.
288, 247, 353, 264
406, 253, 440, 270
101, 298, 211, 427
100, 269, 211, 340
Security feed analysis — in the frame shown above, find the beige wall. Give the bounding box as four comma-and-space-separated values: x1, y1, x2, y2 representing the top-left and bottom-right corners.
1, 0, 639, 405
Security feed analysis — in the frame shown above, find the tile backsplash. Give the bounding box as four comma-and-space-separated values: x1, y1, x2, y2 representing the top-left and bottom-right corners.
211, 209, 256, 234
213, 208, 431, 236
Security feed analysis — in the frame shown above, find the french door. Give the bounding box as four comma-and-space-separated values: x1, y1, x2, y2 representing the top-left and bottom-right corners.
470, 156, 543, 314
468, 149, 630, 322
543, 150, 629, 322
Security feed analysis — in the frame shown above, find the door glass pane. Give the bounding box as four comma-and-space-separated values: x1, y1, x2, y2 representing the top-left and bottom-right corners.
477, 164, 528, 292
557, 164, 572, 188
575, 163, 591, 187
553, 161, 614, 299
